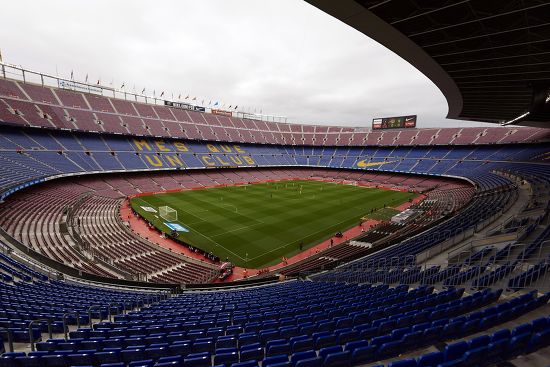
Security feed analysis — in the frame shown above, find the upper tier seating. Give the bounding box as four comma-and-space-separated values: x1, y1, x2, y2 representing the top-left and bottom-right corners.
0, 126, 547, 200
1, 78, 549, 146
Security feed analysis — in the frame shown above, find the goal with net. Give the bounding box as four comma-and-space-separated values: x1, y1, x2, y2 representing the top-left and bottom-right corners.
159, 206, 177, 222
341, 180, 358, 186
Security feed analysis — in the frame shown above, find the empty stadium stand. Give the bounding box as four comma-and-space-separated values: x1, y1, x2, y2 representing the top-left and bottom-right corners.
1, 273, 549, 367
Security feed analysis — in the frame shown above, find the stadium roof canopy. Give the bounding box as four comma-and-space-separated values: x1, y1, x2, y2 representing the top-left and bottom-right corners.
306, 0, 550, 127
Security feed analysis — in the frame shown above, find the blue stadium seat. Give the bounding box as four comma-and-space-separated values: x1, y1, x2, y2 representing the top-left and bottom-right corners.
528, 330, 550, 353
323, 351, 351, 367
463, 346, 488, 366
319, 346, 342, 360
315, 335, 337, 350
95, 351, 121, 365
146, 346, 169, 360
156, 362, 181, 367
183, 355, 211, 367
217, 336, 237, 349
214, 352, 239, 367
468, 335, 490, 349
267, 343, 291, 356
507, 333, 532, 357
68, 352, 95, 366
436, 359, 465, 367
291, 350, 317, 367
401, 331, 422, 349
512, 323, 532, 337
351, 346, 376, 365
486, 339, 509, 364
122, 348, 146, 364
158, 356, 182, 365
531, 317, 549, 333
417, 351, 444, 367
239, 334, 259, 348
422, 326, 442, 343
491, 329, 511, 342
41, 354, 66, 367
343, 340, 368, 352
388, 359, 417, 367
295, 356, 323, 367
262, 355, 288, 367
444, 341, 469, 362
292, 338, 314, 353
240, 346, 264, 362
370, 335, 392, 347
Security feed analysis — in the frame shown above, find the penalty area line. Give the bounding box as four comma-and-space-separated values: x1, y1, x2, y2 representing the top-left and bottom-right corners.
171, 206, 246, 262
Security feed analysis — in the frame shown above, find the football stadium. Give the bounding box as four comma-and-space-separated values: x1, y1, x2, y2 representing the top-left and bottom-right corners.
0, 1, 549, 366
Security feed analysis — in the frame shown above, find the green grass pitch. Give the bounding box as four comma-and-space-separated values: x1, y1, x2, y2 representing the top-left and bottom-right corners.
130, 180, 416, 268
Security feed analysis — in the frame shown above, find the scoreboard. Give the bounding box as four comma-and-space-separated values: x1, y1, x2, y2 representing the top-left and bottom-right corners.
372, 115, 417, 130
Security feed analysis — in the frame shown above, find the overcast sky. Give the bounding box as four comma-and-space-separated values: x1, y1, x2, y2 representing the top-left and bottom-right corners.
0, 0, 491, 128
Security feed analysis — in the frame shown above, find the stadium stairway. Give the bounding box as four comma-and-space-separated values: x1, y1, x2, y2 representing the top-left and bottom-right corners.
417, 176, 531, 267
370, 292, 550, 366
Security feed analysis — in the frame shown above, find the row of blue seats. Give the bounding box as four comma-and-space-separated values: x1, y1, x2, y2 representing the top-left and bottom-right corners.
112, 287, 432, 327
105, 289, 446, 331
74, 290, 464, 346
314, 265, 443, 285
387, 315, 550, 367
25, 290, 540, 364
0, 253, 48, 281
0, 342, 379, 367
508, 261, 549, 290
0, 263, 30, 282
2, 301, 548, 367
472, 262, 516, 288
0, 278, 158, 341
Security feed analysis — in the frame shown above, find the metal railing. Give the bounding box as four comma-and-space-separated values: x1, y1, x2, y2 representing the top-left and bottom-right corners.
108, 302, 122, 322
62, 312, 80, 340
87, 305, 103, 329
0, 62, 287, 123
29, 319, 52, 351
312, 253, 550, 293
0, 327, 14, 353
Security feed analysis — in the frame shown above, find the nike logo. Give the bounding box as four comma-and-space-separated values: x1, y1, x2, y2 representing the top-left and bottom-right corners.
356, 160, 395, 168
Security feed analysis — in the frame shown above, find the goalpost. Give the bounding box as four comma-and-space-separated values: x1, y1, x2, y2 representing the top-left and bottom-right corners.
342, 180, 358, 186
159, 206, 178, 222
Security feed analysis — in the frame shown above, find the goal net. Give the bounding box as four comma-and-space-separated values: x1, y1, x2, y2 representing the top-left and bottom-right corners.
159, 206, 177, 222
342, 180, 358, 186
